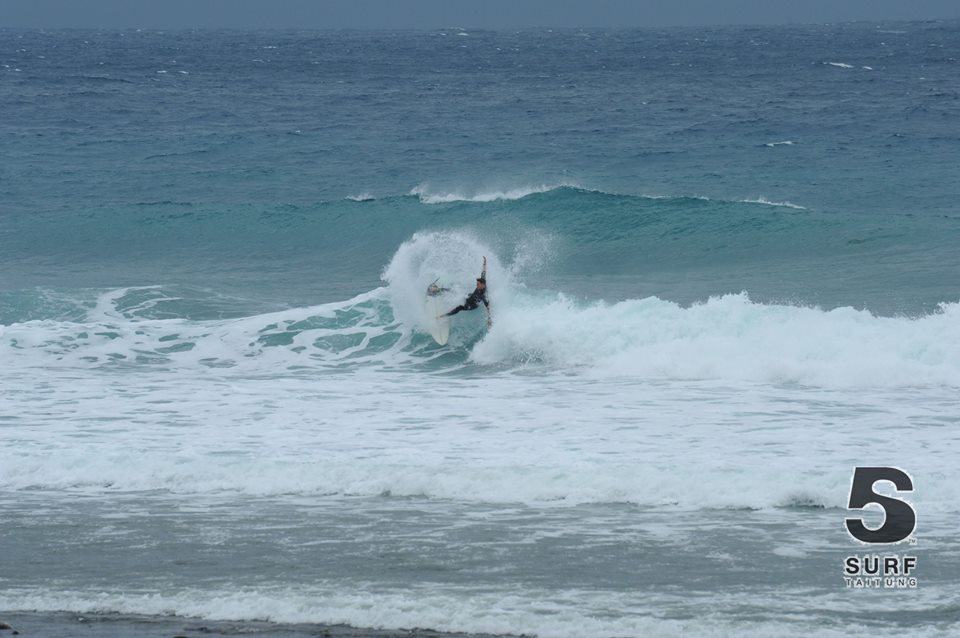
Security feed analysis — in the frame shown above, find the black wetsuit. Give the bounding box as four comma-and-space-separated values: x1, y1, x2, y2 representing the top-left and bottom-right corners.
446, 288, 488, 316
446, 270, 489, 316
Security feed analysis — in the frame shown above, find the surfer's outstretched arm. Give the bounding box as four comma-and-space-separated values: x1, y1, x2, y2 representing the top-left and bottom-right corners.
480, 256, 490, 326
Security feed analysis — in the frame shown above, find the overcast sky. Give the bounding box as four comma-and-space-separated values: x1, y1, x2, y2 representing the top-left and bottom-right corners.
3, 0, 958, 29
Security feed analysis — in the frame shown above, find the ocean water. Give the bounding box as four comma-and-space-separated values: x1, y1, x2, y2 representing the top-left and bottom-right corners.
2, 22, 959, 638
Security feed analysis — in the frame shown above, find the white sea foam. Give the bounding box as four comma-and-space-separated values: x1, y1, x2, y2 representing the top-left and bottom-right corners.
472, 291, 960, 387
410, 182, 575, 203
739, 196, 806, 209
0, 286, 400, 372
826, 62, 854, 69
3, 276, 959, 390
1, 586, 952, 638
5, 415, 952, 510
2, 291, 959, 511
764, 140, 794, 147
3, 233, 959, 512
409, 183, 807, 212
642, 193, 711, 201
346, 192, 376, 201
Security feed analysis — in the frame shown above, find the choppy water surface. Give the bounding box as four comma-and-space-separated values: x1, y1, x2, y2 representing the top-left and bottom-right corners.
2, 22, 959, 638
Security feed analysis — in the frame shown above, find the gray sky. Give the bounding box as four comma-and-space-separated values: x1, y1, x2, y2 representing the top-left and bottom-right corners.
2, 0, 958, 29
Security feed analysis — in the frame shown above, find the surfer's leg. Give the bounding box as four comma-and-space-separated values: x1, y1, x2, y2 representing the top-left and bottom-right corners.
446, 298, 480, 316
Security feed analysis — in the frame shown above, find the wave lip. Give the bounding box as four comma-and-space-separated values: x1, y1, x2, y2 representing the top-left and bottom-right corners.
345, 193, 376, 202
409, 182, 578, 204
739, 196, 806, 209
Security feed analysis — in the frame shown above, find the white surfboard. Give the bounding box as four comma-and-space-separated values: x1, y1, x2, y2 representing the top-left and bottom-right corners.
424, 295, 449, 345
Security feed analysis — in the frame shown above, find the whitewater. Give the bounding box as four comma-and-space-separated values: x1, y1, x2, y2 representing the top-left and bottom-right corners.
3, 230, 959, 637
3, 22, 960, 638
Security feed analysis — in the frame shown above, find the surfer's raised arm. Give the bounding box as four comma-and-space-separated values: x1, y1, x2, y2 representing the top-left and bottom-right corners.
481, 257, 491, 327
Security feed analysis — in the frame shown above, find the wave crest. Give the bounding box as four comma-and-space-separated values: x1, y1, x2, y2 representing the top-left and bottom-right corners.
472, 292, 960, 388
410, 182, 578, 203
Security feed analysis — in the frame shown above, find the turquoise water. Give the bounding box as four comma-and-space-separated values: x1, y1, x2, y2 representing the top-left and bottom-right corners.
2, 22, 959, 638
3, 24, 959, 313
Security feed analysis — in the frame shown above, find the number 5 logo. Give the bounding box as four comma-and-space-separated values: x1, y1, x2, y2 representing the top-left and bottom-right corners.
845, 467, 916, 544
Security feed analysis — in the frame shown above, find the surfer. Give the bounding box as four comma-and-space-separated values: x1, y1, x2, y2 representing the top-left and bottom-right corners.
442, 256, 492, 327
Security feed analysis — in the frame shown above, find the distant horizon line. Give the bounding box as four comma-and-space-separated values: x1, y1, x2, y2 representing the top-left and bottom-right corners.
2, 16, 959, 32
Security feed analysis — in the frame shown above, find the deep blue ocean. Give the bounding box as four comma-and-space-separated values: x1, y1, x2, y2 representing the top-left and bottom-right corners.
1, 22, 959, 638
